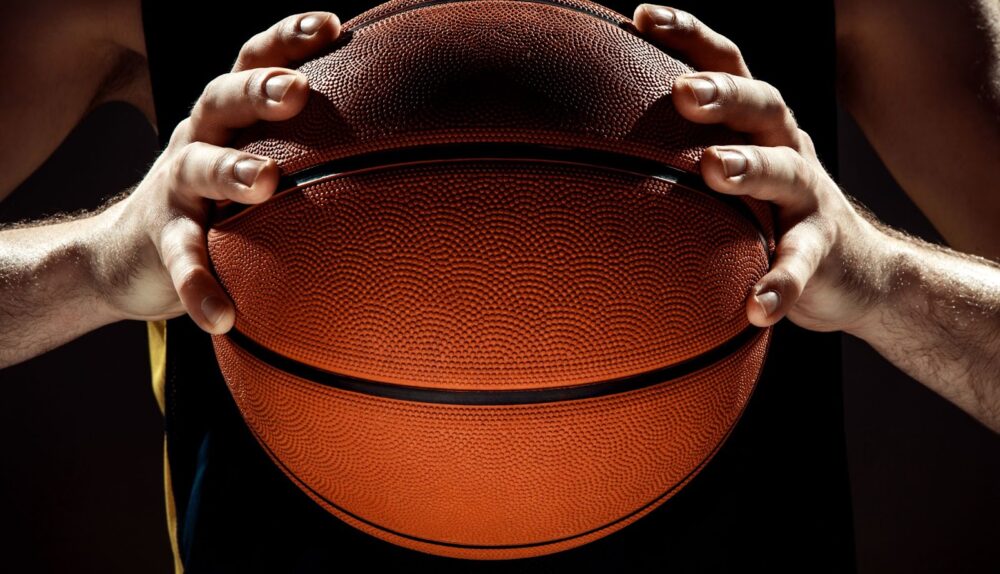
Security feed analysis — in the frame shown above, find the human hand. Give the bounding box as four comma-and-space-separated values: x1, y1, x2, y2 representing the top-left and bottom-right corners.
95, 12, 341, 334
632, 3, 892, 335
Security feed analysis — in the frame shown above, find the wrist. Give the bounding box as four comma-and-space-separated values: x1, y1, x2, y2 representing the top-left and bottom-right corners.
86, 193, 150, 321
65, 211, 129, 328
87, 188, 184, 323
843, 228, 921, 342
843, 222, 913, 342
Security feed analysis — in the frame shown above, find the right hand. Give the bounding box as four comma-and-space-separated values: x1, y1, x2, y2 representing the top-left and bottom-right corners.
633, 3, 892, 335
95, 12, 341, 334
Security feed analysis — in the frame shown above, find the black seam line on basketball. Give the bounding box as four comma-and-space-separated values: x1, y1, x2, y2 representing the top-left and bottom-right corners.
212, 142, 770, 255
225, 326, 762, 406
238, 355, 755, 552
342, 0, 632, 36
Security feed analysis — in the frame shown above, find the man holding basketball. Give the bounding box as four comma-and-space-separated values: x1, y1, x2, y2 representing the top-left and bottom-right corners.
2, 5, 996, 428
0, 2, 997, 571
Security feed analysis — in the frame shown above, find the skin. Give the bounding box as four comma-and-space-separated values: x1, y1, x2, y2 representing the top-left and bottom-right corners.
634, 3, 1000, 431
0, 0, 154, 199
836, 0, 1000, 261
0, 10, 342, 362
0, 3, 998, 438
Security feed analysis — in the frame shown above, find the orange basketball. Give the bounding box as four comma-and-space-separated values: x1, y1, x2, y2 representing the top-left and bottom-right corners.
207, 0, 774, 560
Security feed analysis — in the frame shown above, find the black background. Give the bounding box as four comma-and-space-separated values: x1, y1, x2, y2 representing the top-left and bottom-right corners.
0, 1, 996, 572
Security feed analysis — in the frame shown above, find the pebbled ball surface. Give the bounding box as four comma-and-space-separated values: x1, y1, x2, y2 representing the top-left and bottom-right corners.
207, 0, 775, 559
232, 0, 744, 177
213, 326, 770, 558
210, 160, 768, 389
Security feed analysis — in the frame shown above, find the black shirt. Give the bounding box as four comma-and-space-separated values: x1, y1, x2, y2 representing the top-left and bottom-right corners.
142, 1, 855, 571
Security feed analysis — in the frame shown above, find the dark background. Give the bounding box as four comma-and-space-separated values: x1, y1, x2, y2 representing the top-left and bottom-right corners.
0, 1, 996, 572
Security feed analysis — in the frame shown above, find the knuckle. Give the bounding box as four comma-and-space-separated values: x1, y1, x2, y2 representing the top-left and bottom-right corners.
787, 272, 807, 298
176, 266, 206, 294
210, 151, 235, 184
774, 266, 806, 298
238, 38, 257, 61
170, 143, 197, 185
277, 15, 301, 42
787, 148, 816, 189
781, 108, 800, 137
746, 146, 770, 178
760, 81, 791, 123
672, 10, 698, 35
167, 118, 192, 150
244, 69, 268, 106
719, 39, 742, 62
797, 128, 817, 154
191, 75, 225, 123
763, 81, 787, 108
237, 32, 268, 63
781, 150, 816, 195
717, 72, 741, 104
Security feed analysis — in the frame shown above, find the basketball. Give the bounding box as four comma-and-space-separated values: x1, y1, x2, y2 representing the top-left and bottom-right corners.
207, 0, 774, 560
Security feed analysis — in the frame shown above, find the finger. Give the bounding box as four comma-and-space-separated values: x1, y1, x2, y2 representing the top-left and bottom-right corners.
700, 145, 820, 211
632, 4, 751, 77
171, 142, 279, 204
233, 12, 342, 72
747, 220, 830, 327
673, 72, 801, 149
157, 216, 236, 334
189, 68, 309, 145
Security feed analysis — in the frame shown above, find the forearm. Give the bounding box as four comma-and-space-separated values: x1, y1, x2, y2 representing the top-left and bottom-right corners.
0, 214, 122, 368
850, 231, 1000, 432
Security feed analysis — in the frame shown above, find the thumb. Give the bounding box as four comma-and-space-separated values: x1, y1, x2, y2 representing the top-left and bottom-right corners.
156, 215, 235, 334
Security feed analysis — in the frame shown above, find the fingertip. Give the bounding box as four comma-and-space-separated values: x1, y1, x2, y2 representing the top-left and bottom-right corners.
700, 146, 743, 194
329, 12, 342, 38
633, 3, 678, 32
298, 12, 341, 39
247, 157, 280, 203
747, 288, 781, 328
671, 76, 712, 121
263, 70, 310, 111
169, 257, 235, 334
632, 4, 653, 30
286, 73, 311, 106
199, 293, 236, 334
254, 72, 311, 126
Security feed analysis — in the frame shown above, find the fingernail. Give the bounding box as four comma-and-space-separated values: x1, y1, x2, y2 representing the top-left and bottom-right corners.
264, 74, 294, 102
756, 290, 780, 317
234, 158, 264, 187
718, 149, 747, 178
298, 14, 325, 35
201, 296, 228, 327
687, 78, 718, 105
643, 4, 676, 27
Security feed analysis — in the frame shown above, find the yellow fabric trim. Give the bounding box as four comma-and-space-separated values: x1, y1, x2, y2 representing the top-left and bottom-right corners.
147, 320, 183, 574
163, 434, 184, 574
148, 319, 167, 417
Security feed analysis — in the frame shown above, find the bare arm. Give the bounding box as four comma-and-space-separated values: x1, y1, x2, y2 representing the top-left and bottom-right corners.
0, 12, 342, 369
835, 0, 1000, 260
852, 226, 1000, 430
636, 4, 1000, 432
0, 205, 152, 366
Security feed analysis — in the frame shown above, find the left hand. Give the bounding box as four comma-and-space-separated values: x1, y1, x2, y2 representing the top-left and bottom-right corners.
630, 3, 893, 335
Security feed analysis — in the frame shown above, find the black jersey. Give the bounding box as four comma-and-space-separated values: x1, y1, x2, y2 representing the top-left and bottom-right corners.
142, 1, 856, 571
